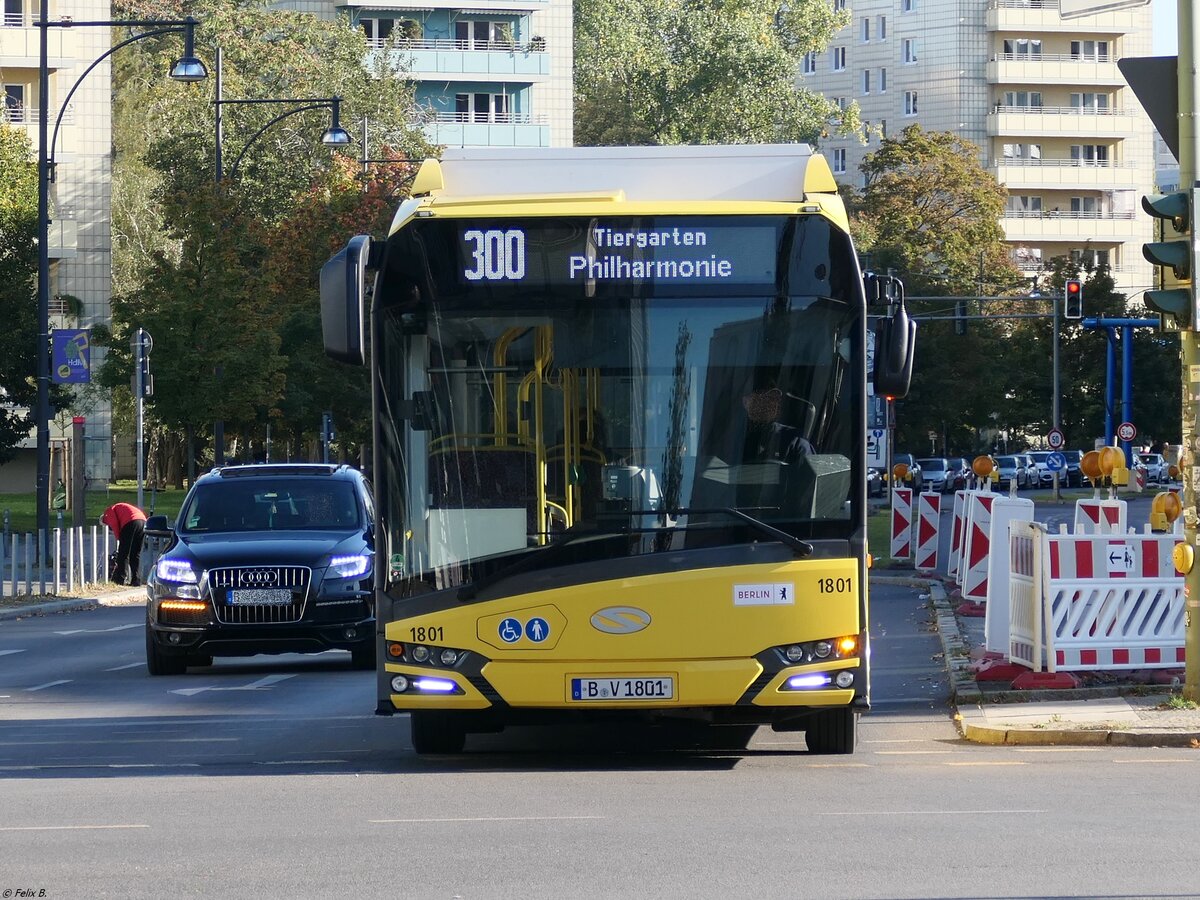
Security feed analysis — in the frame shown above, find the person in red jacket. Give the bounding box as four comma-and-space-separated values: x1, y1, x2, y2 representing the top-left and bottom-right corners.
100, 502, 147, 586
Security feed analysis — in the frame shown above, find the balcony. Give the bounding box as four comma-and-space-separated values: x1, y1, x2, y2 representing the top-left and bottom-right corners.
2, 105, 77, 152
0, 13, 76, 67
422, 111, 549, 148
374, 38, 550, 83
987, 53, 1125, 86
988, 105, 1138, 138
1001, 208, 1141, 242
342, 0, 547, 8
993, 158, 1143, 191
986, 0, 1140, 34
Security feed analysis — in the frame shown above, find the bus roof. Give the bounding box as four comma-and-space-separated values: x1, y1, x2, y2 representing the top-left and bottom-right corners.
414, 144, 839, 205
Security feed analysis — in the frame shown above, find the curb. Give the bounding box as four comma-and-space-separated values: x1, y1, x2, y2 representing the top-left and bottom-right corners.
0, 588, 147, 621
957, 706, 1200, 748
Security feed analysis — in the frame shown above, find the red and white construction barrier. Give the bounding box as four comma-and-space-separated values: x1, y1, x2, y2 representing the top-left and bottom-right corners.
914, 492, 942, 573
890, 487, 913, 559
1008, 521, 1185, 673
1073, 498, 1126, 534
983, 496, 1035, 652
947, 490, 968, 580
958, 492, 997, 600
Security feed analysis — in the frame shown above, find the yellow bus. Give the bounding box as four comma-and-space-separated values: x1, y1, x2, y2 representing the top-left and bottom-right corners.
320, 145, 915, 754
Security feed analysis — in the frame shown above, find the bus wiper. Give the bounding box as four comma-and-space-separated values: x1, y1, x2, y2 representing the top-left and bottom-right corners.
456, 531, 628, 602
665, 507, 814, 559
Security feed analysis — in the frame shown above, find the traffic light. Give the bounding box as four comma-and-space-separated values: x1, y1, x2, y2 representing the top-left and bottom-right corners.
1142, 190, 1195, 329
1064, 279, 1083, 319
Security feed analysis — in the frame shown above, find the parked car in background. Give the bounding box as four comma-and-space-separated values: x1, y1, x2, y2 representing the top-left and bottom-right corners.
1137, 452, 1167, 484
890, 453, 924, 493
1017, 453, 1038, 489
993, 455, 1027, 490
948, 457, 970, 491
1027, 451, 1056, 487
916, 457, 954, 493
1063, 449, 1084, 487
868, 467, 883, 498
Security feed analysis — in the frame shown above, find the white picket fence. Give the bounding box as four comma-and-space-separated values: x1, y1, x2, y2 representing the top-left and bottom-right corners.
0, 528, 167, 598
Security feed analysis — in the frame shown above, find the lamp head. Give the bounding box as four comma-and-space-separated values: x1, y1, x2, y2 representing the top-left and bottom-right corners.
170, 18, 208, 82
320, 96, 351, 147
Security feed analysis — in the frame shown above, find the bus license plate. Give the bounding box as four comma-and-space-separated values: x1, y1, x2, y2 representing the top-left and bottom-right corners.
571, 677, 674, 701
228, 589, 293, 606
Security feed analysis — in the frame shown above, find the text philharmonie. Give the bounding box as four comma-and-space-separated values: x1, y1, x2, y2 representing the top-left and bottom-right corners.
567, 254, 736, 280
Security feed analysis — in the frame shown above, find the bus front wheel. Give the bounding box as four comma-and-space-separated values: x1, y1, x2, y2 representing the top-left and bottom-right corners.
805, 708, 857, 754
410, 712, 467, 755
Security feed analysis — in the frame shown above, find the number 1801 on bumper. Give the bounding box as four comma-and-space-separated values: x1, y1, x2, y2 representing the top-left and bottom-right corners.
571, 677, 675, 701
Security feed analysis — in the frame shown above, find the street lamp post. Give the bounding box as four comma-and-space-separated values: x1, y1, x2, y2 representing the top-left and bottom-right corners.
35, 14, 206, 543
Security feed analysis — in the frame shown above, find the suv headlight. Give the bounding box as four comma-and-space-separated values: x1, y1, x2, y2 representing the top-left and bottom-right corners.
156, 558, 199, 584
329, 554, 371, 578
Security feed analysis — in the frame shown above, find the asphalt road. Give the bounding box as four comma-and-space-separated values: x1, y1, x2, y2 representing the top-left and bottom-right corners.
0, 584, 1197, 899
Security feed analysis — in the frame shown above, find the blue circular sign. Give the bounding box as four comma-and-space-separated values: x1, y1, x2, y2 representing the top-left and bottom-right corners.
525, 617, 550, 643
498, 618, 523, 643
1046, 451, 1067, 472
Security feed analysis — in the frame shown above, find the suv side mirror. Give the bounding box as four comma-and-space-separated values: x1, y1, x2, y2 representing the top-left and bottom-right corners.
145, 514, 172, 538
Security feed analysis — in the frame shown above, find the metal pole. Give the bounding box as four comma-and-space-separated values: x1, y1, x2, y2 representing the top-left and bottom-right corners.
135, 328, 145, 510
1104, 329, 1116, 446
214, 47, 223, 183
1121, 324, 1134, 468
1179, 0, 1200, 702
35, 1, 50, 547
361, 115, 369, 183
1052, 293, 1061, 501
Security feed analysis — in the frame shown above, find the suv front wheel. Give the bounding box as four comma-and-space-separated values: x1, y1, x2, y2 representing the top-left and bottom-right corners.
145, 625, 187, 676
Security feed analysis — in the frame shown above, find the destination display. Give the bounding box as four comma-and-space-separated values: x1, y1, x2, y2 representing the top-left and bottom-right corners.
458, 220, 779, 287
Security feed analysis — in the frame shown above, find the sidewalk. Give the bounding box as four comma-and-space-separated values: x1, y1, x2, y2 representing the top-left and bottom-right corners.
877, 573, 1200, 748
0, 584, 147, 621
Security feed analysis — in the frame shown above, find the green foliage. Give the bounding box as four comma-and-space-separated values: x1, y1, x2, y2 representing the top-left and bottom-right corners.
0, 126, 67, 463
107, 0, 432, 460
574, 0, 857, 146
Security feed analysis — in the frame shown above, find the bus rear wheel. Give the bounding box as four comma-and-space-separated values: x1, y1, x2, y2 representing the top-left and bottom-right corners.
805, 708, 857, 754
410, 712, 467, 755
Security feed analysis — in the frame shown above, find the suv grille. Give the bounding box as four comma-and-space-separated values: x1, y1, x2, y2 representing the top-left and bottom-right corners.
209, 566, 311, 624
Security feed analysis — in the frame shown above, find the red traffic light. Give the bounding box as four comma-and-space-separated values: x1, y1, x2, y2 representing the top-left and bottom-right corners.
1066, 280, 1081, 295
1064, 279, 1083, 319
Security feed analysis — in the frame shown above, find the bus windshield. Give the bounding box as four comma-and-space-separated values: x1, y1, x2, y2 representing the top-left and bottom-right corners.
375, 215, 864, 588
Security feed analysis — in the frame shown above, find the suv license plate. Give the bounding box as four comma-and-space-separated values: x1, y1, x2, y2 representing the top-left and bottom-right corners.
571, 677, 674, 701
228, 588, 293, 606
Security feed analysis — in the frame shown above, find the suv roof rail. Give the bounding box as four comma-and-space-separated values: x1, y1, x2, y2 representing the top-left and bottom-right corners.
210, 464, 342, 478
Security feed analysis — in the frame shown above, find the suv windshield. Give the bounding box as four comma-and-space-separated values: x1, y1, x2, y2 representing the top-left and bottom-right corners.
178, 479, 361, 533
996, 456, 1017, 467
1029, 452, 1051, 463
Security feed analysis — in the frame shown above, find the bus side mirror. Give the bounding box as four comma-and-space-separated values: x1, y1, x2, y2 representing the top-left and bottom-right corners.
320, 234, 373, 365
873, 304, 917, 398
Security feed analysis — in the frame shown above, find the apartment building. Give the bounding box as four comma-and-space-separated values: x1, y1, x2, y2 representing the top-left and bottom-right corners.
1, 0, 114, 489
801, 0, 1155, 295
280, 0, 573, 148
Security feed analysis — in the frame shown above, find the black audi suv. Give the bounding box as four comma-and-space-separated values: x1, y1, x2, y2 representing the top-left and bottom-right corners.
144, 464, 375, 675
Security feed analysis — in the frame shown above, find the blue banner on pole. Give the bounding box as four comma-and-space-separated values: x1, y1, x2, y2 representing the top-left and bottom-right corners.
51, 329, 91, 384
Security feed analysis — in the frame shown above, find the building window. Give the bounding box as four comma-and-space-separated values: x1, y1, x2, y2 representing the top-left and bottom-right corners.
1071, 144, 1110, 165
880, 119, 887, 139
902, 0, 915, 12
904, 91, 918, 116
862, 70, 871, 94
1071, 248, 1111, 268
455, 19, 515, 49
1004, 91, 1043, 108
3, 84, 23, 123
361, 17, 395, 45
861, 17, 870, 41
1071, 92, 1110, 111
878, 15, 887, 39
1071, 40, 1110, 61
455, 91, 512, 123
1003, 38, 1043, 58
833, 148, 847, 174
802, 52, 818, 74
902, 39, 918, 63
879, 67, 887, 92
832, 46, 846, 71
3, 0, 23, 26
1070, 196, 1100, 215
1002, 143, 1041, 160
833, 96, 848, 111
833, 0, 846, 11
1007, 195, 1043, 214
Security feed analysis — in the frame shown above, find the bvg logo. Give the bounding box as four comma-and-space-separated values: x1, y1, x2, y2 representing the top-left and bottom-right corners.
589, 606, 651, 634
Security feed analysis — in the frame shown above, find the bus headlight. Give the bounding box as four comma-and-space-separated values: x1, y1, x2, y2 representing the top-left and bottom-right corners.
772, 635, 861, 665
391, 675, 409, 693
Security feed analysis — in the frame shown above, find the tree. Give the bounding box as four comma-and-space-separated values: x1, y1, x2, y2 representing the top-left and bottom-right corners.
0, 126, 66, 463
574, 0, 858, 146
850, 125, 1024, 454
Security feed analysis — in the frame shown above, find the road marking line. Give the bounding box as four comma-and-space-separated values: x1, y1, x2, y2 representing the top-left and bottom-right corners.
0, 830, 150, 835
1014, 747, 1106, 753
863, 739, 938, 744
0, 738, 239, 746
105, 662, 143, 672
870, 697, 945, 705
370, 816, 605, 824
54, 624, 141, 636
944, 761, 1028, 767
1111, 758, 1198, 764
0, 650, 26, 657
816, 816, 1041, 820
805, 763, 872, 768
0, 764, 200, 771
170, 673, 297, 696
254, 760, 347, 765
874, 750, 955, 755
26, 680, 71, 692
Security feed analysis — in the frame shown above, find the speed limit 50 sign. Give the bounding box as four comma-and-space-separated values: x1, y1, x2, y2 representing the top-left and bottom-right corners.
1046, 428, 1064, 450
